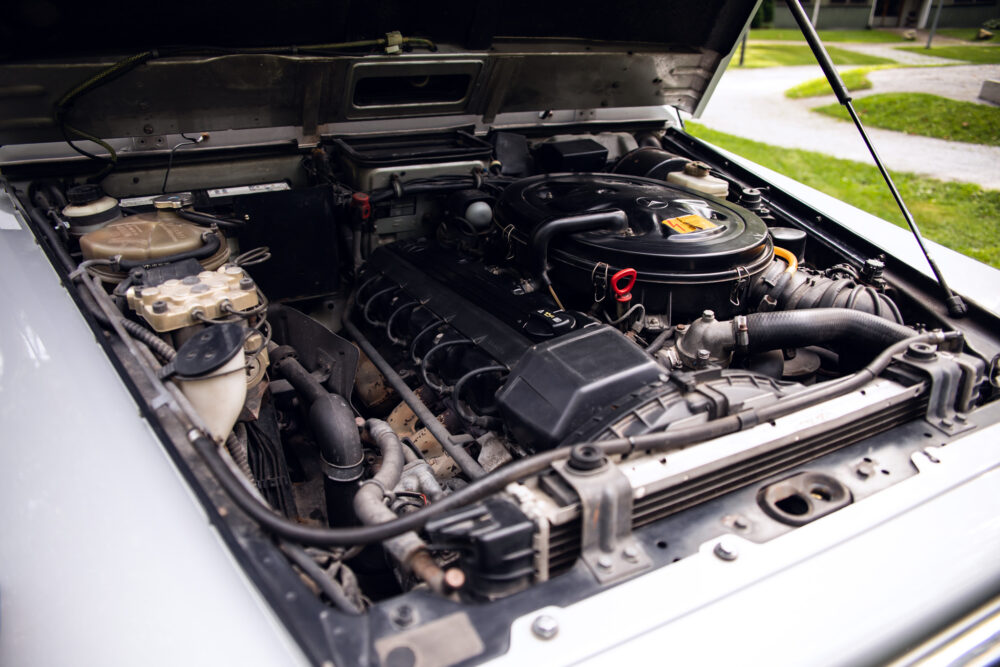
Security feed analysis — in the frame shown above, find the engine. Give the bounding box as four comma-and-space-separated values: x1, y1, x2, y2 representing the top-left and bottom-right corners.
27, 130, 990, 611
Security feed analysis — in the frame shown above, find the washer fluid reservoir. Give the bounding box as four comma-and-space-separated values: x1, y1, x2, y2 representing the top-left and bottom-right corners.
667, 161, 729, 197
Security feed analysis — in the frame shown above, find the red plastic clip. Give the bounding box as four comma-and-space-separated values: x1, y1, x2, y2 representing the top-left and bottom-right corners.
351, 192, 372, 221
611, 268, 637, 303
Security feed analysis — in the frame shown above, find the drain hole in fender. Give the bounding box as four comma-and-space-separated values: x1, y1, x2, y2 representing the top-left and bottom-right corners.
758, 471, 854, 527
774, 493, 810, 516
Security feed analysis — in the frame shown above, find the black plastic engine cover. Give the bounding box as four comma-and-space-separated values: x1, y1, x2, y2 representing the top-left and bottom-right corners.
496, 173, 774, 319
495, 324, 664, 450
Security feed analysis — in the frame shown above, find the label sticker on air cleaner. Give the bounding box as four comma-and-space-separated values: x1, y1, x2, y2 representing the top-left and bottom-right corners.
662, 214, 717, 234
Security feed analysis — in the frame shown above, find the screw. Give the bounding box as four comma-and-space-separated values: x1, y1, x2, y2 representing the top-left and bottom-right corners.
152, 300, 167, 314
596, 554, 613, 570
714, 537, 739, 561
239, 276, 254, 291
622, 546, 639, 563
143, 124, 154, 135
733, 516, 749, 530
391, 604, 414, 628
955, 413, 967, 423
532, 614, 559, 640
701, 309, 715, 322
940, 419, 953, 428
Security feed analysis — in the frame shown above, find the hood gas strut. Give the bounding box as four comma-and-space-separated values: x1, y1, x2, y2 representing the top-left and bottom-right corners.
784, 0, 968, 319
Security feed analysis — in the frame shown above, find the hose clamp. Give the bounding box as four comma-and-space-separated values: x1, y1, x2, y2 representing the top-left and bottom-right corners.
358, 477, 393, 501
733, 315, 749, 352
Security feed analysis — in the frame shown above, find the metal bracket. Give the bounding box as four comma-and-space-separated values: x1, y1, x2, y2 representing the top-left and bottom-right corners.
552, 459, 651, 584
893, 347, 983, 436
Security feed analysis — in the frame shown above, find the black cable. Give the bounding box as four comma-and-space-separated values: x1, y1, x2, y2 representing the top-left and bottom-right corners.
386, 301, 420, 345
452, 365, 507, 422
362, 286, 398, 327
176, 208, 244, 231
409, 320, 445, 364
161, 134, 202, 193
420, 340, 474, 393
645, 329, 673, 354
279, 541, 363, 615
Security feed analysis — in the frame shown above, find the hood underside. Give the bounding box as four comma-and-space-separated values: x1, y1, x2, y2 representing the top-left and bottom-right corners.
0, 0, 757, 146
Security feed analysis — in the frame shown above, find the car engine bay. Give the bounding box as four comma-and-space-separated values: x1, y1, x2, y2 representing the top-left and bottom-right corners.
9, 122, 1000, 663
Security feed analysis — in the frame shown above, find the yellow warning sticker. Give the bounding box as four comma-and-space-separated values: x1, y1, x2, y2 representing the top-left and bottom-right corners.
662, 214, 717, 234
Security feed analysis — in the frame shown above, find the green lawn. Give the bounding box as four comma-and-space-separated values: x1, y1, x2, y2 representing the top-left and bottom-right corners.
685, 122, 1000, 267
896, 45, 1000, 63
736, 44, 898, 68
749, 28, 906, 43
814, 93, 1000, 145
785, 65, 900, 98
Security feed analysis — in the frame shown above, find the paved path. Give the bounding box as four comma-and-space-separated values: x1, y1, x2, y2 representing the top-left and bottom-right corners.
829, 42, 964, 65
860, 64, 1000, 104
696, 64, 1000, 190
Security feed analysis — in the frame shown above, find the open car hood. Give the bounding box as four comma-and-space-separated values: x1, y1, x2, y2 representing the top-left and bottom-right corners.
0, 0, 757, 146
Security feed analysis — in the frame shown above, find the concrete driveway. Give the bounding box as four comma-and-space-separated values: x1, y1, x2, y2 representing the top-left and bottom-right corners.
694, 59, 1000, 190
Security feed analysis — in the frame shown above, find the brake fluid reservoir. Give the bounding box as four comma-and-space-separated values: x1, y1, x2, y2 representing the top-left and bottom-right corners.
666, 161, 729, 197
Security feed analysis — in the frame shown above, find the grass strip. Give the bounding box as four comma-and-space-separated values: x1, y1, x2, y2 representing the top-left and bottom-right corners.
785, 65, 900, 98
896, 45, 1000, 63
813, 92, 1000, 146
749, 29, 906, 43
685, 122, 1000, 267
736, 44, 898, 68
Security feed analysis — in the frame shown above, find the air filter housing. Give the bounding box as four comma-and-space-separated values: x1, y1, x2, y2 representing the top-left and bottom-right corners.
496, 173, 773, 320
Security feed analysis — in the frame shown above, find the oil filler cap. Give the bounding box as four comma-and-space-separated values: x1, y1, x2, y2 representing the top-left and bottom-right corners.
173, 323, 245, 377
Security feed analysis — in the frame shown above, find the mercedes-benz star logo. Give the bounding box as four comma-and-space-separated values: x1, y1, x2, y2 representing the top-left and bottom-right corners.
635, 197, 668, 209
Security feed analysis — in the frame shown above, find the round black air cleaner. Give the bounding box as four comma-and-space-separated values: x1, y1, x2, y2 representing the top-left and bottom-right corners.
496, 173, 773, 320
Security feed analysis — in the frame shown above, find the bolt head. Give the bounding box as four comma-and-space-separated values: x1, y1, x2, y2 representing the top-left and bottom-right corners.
532, 614, 559, 640
701, 309, 715, 322
596, 554, 614, 570
152, 300, 167, 314
622, 546, 639, 563
714, 537, 739, 561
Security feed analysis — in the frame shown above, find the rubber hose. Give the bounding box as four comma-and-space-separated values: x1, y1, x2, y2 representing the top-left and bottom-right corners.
368, 179, 476, 204
745, 309, 913, 354
273, 354, 363, 482
29, 207, 75, 272
353, 420, 406, 527
121, 319, 176, 361
530, 210, 629, 285
116, 232, 222, 270
749, 260, 902, 322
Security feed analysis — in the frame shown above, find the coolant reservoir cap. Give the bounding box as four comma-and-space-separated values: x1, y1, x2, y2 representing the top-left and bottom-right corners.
174, 323, 246, 377
154, 193, 194, 209
67, 184, 105, 205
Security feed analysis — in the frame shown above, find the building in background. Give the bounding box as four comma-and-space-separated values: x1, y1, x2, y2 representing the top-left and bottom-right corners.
772, 0, 998, 29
